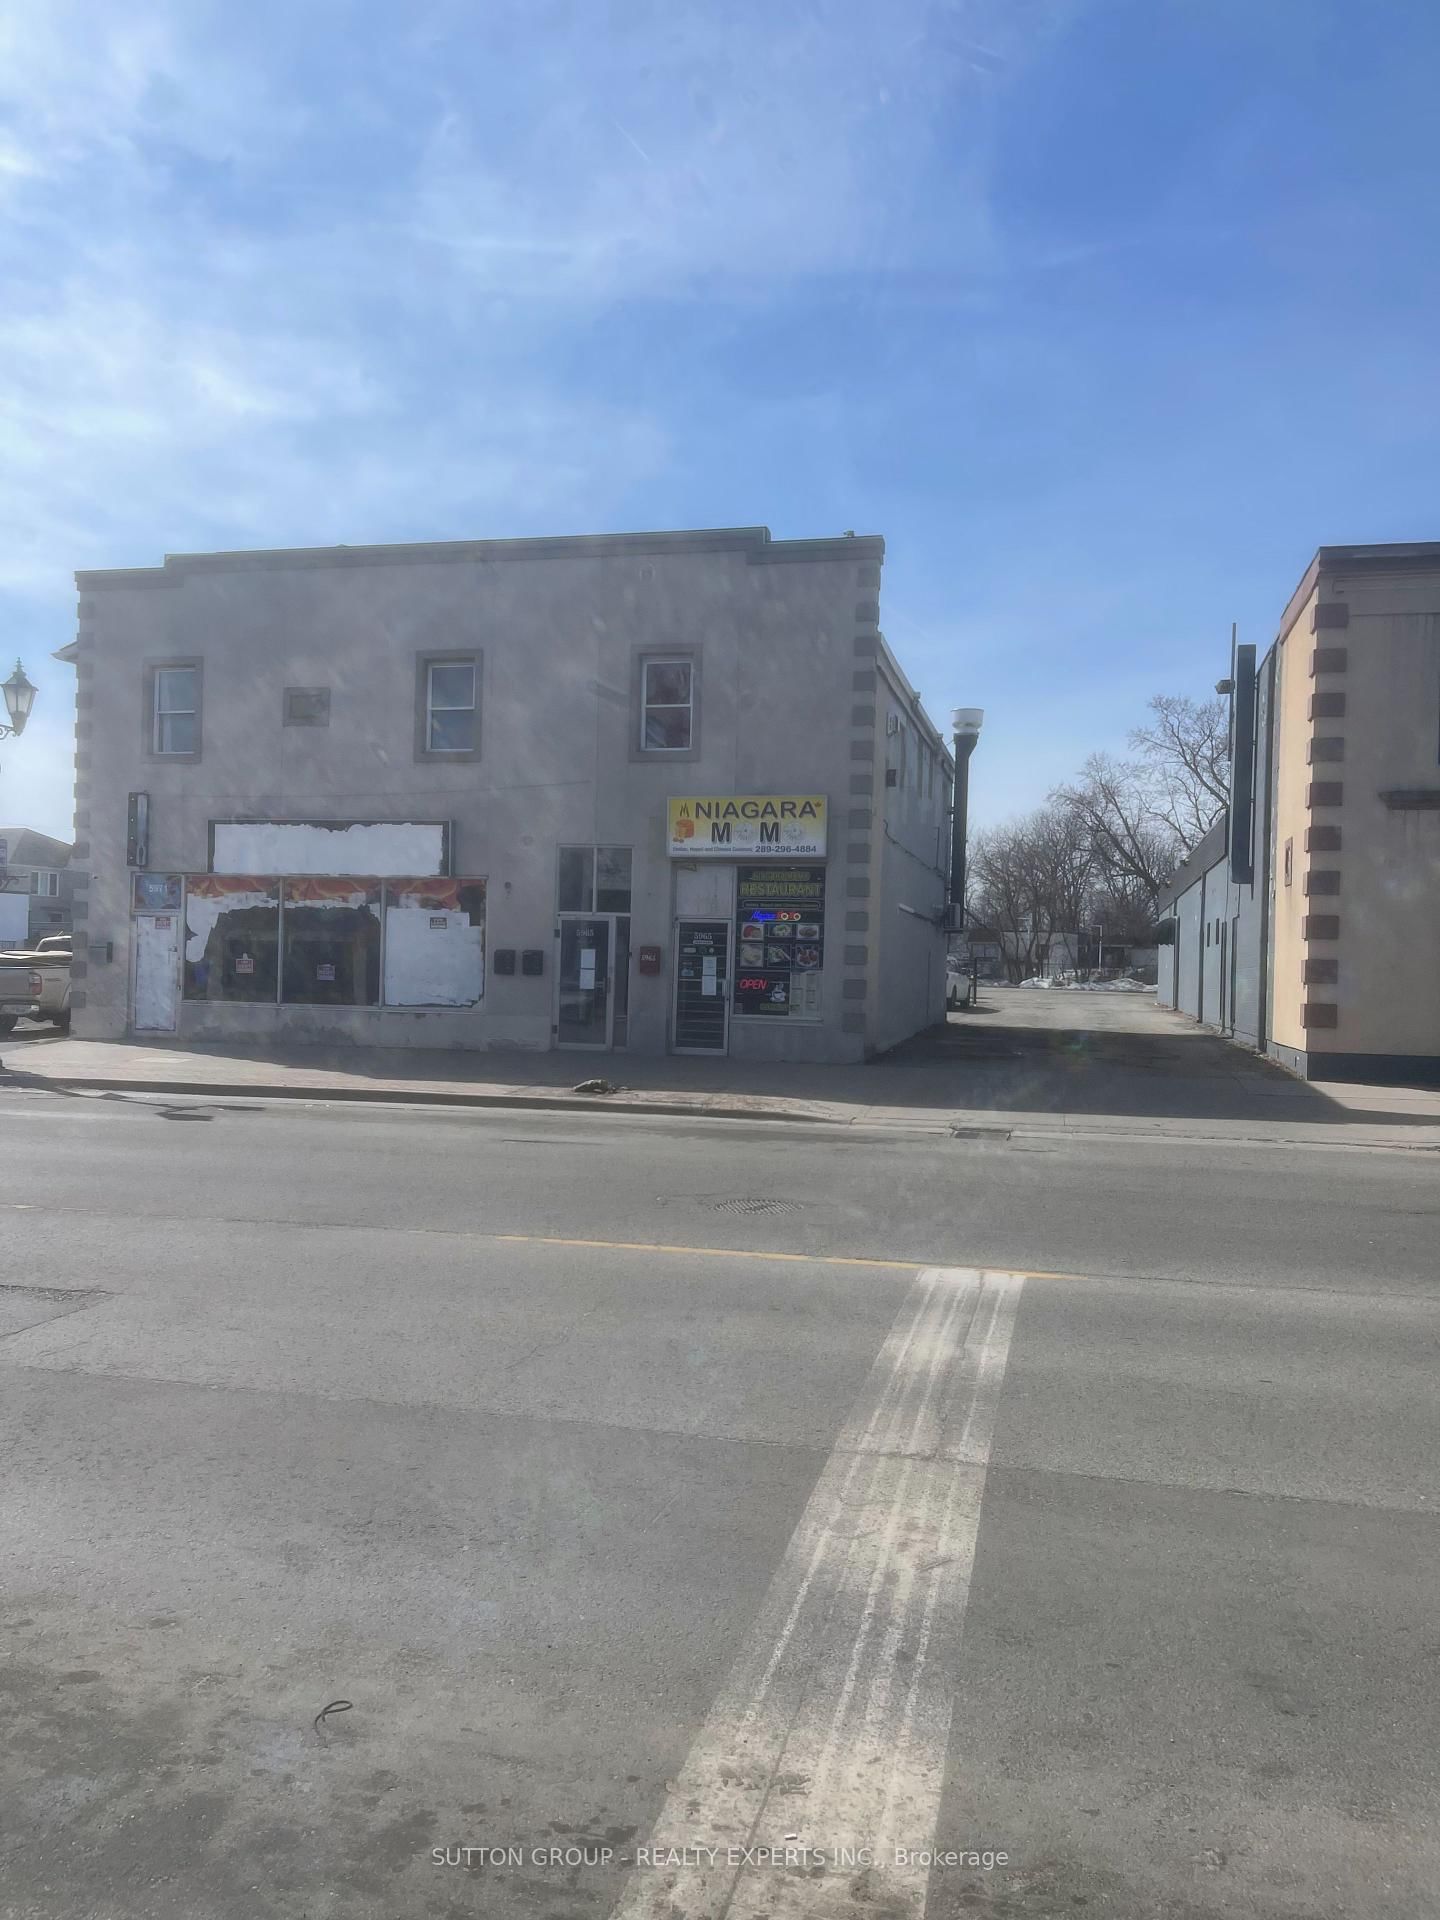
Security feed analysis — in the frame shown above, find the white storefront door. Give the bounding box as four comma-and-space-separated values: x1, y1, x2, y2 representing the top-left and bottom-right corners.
132, 912, 180, 1032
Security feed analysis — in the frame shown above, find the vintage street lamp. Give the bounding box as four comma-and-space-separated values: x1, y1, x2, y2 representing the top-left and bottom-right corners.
1, 659, 37, 739
948, 706, 984, 931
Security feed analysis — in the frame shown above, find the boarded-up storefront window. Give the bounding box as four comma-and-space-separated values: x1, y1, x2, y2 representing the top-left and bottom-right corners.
382, 879, 486, 1006
281, 878, 381, 1005
184, 876, 280, 1002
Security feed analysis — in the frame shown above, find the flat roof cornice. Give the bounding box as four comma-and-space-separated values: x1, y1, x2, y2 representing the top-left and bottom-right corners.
1276, 539, 1440, 646
76, 525, 885, 589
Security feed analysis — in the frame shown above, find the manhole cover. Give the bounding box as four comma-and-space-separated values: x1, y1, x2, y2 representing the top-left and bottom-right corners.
705, 1197, 806, 1216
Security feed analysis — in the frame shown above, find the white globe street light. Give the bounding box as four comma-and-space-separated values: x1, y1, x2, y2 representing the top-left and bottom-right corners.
949, 707, 984, 929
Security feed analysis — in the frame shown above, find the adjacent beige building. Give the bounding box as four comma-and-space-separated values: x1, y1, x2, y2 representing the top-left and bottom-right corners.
1267, 545, 1440, 1076
1159, 542, 1440, 1083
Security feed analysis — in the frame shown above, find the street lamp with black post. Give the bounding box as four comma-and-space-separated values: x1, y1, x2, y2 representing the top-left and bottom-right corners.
1, 660, 36, 741
948, 705, 983, 930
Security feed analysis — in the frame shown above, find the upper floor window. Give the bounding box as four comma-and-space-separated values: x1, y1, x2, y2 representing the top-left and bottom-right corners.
424, 657, 477, 754
153, 666, 198, 755
640, 658, 693, 751
30, 870, 60, 897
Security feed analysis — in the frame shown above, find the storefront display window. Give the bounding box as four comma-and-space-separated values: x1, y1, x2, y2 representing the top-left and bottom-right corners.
281, 878, 381, 1005
184, 876, 280, 1002
382, 878, 486, 1006
733, 865, 825, 1020
182, 875, 490, 1008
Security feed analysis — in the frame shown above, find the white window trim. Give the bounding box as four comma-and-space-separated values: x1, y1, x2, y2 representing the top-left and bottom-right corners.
30, 869, 60, 897
639, 656, 694, 753
426, 658, 478, 754
153, 667, 198, 755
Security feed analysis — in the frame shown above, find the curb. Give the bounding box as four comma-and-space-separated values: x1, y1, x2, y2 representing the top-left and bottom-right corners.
7, 1065, 1435, 1150
0, 1067, 846, 1127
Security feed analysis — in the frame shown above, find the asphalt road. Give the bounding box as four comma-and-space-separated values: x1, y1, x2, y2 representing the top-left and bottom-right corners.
2, 1078, 1437, 1919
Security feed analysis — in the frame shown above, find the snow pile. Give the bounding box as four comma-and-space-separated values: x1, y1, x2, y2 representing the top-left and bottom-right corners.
1017, 974, 1152, 993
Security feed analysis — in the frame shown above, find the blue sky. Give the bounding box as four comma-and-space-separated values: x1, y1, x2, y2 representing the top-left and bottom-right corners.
3, 0, 1439, 840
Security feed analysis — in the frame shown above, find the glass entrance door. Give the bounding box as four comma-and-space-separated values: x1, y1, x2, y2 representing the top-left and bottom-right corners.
557, 916, 612, 1048
673, 919, 730, 1054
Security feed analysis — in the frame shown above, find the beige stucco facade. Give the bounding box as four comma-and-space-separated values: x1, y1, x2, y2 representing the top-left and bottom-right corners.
1163, 543, 1440, 1082
1268, 550, 1440, 1074
1305, 564, 1440, 1061
1267, 582, 1320, 1056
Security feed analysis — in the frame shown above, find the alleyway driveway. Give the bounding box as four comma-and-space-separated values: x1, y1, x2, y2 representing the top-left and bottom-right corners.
896, 987, 1320, 1126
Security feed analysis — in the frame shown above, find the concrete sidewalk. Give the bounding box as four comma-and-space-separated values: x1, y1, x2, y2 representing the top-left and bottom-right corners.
5, 993, 1440, 1150
0, 1031, 853, 1125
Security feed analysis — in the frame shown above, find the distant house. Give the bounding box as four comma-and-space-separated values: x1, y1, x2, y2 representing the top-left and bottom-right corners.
953, 923, 1005, 978
0, 828, 78, 946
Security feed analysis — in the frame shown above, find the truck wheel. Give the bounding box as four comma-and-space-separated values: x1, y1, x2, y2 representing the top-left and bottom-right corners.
0, 1015, 16, 1035
53, 1011, 72, 1034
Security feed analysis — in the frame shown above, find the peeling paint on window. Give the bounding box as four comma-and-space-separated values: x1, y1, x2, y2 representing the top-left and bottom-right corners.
383, 879, 486, 1006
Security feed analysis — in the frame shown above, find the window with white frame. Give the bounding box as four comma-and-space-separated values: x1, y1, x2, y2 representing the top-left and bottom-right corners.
640, 657, 694, 751
30, 870, 60, 897
425, 658, 477, 752
153, 667, 199, 755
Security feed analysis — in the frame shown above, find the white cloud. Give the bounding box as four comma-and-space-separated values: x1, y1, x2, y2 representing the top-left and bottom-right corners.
0, 0, 1070, 834
402, 0, 1017, 296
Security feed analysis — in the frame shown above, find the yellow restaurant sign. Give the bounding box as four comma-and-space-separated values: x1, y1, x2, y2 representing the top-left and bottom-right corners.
667, 795, 828, 859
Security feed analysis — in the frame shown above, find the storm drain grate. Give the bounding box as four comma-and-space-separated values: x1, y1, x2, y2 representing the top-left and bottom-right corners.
705, 1197, 806, 1216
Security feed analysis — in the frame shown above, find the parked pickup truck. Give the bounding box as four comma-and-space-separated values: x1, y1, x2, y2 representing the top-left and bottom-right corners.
0, 939, 72, 1033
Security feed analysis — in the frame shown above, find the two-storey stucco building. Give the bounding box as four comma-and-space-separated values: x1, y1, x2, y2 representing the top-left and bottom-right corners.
1157, 542, 1440, 1082
59, 526, 955, 1063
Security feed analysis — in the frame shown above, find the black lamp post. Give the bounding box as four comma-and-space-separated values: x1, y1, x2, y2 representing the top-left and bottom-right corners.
1, 660, 37, 740
948, 706, 984, 931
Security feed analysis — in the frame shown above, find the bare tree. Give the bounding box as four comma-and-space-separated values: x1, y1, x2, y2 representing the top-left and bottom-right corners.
1129, 693, 1230, 848
970, 804, 1095, 981
1053, 752, 1181, 913
1031, 805, 1095, 949
1089, 874, 1162, 946
970, 822, 1039, 983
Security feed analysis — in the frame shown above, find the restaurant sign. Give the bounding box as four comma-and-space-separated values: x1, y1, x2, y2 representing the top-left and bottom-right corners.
667, 795, 827, 859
